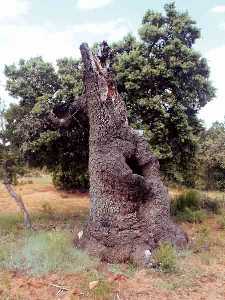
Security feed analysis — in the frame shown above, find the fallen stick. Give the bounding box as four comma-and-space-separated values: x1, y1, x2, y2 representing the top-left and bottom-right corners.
49, 283, 69, 291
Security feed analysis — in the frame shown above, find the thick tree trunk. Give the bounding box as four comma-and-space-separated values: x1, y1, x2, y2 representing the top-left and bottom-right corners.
3, 160, 32, 229
76, 43, 187, 265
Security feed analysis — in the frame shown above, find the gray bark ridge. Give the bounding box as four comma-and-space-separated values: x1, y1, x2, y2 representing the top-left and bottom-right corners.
76, 43, 187, 265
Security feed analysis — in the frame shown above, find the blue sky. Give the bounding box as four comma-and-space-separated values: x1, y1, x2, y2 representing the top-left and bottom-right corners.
0, 0, 225, 126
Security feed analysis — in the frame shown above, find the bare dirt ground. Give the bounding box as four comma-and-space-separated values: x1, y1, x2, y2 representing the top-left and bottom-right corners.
0, 175, 89, 215
0, 176, 225, 300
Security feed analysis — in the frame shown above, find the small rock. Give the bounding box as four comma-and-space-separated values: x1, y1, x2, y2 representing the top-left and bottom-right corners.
78, 230, 83, 239
89, 281, 99, 290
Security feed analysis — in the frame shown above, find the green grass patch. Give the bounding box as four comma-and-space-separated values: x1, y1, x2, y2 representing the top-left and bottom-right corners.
82, 270, 114, 300
176, 207, 207, 223
0, 231, 98, 276
192, 225, 211, 253
109, 262, 137, 278
201, 196, 224, 214
217, 214, 225, 229
153, 242, 177, 273
171, 190, 208, 223
171, 190, 201, 215
0, 213, 24, 235
171, 189, 225, 219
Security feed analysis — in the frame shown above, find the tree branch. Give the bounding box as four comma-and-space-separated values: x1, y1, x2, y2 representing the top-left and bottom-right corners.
3, 160, 32, 229
49, 95, 87, 128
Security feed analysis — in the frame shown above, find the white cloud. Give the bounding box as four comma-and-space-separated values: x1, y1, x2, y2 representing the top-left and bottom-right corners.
73, 19, 131, 41
0, 0, 30, 20
0, 24, 79, 65
211, 5, 225, 13
0, 24, 79, 104
77, 0, 113, 10
199, 45, 225, 126
0, 18, 130, 104
0, 19, 130, 65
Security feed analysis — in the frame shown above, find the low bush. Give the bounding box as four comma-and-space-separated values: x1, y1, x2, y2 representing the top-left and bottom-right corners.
171, 190, 207, 223
171, 190, 201, 216
52, 166, 89, 191
153, 242, 177, 273
217, 214, 225, 229
0, 247, 10, 265
0, 214, 23, 235
1, 231, 98, 275
193, 226, 211, 253
41, 202, 55, 217
201, 196, 223, 214
176, 208, 206, 223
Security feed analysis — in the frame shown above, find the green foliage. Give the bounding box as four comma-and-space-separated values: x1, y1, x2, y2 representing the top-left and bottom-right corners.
88, 277, 113, 299
91, 281, 112, 299
1, 231, 98, 275
201, 196, 223, 214
52, 165, 89, 191
41, 202, 54, 217
3, 3, 215, 189
217, 214, 225, 229
0, 247, 10, 265
193, 226, 211, 253
153, 242, 177, 273
171, 190, 207, 223
171, 190, 201, 215
109, 263, 137, 278
197, 120, 225, 191
176, 207, 206, 223
4, 57, 89, 190
4, 57, 60, 107
0, 214, 24, 235
171, 189, 224, 219
114, 2, 215, 184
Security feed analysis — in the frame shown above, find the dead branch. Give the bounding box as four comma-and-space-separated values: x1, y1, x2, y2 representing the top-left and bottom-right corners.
2, 160, 32, 229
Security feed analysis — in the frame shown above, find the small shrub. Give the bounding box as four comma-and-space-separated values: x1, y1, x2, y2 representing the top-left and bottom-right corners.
109, 262, 137, 278
176, 208, 206, 223
90, 280, 112, 299
193, 226, 211, 253
0, 247, 9, 265
52, 167, 89, 191
200, 252, 213, 265
82, 271, 114, 300
0, 214, 23, 235
171, 190, 201, 216
2, 231, 98, 275
201, 196, 223, 214
217, 214, 225, 229
153, 242, 177, 273
41, 202, 54, 216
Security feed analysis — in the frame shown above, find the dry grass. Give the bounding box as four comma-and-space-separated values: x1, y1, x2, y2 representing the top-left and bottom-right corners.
0, 175, 89, 215
0, 176, 225, 300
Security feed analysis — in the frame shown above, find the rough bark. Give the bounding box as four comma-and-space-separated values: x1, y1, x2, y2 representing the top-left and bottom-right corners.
75, 43, 188, 265
3, 160, 32, 229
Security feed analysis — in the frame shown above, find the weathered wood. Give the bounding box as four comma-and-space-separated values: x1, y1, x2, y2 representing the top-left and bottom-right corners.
76, 43, 188, 265
3, 160, 32, 229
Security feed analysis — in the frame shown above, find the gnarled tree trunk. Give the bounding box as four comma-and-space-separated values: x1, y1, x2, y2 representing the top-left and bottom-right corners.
76, 43, 187, 265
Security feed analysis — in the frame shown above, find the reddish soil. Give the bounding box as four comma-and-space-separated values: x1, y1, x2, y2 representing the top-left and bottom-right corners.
0, 178, 225, 300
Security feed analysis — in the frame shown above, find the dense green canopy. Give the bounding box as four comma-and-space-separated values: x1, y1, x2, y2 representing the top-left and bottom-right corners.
197, 120, 225, 190
3, 3, 215, 189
